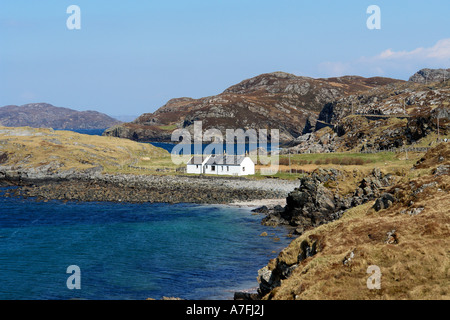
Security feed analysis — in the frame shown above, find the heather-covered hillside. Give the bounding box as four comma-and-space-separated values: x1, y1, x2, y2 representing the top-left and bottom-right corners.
103, 72, 402, 143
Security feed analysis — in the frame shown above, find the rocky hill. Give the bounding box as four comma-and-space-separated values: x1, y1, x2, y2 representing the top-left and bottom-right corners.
284, 76, 449, 153
0, 103, 121, 130
103, 72, 402, 143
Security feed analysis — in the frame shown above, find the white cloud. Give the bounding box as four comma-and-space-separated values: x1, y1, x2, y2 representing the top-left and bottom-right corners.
318, 38, 450, 78
374, 38, 450, 61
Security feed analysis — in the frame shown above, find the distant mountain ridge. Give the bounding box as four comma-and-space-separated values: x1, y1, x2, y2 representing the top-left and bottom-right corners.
103, 71, 403, 143
0, 103, 121, 130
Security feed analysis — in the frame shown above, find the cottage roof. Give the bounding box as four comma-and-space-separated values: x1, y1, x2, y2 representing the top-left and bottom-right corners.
205, 155, 246, 166
187, 155, 209, 165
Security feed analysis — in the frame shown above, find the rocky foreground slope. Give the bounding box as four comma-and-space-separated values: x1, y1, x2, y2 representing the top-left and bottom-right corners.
255, 143, 450, 300
0, 103, 121, 130
103, 72, 402, 143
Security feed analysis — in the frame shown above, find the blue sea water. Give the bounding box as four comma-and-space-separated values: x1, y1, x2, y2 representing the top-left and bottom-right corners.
149, 142, 277, 155
0, 192, 291, 300
59, 129, 278, 155
55, 128, 106, 136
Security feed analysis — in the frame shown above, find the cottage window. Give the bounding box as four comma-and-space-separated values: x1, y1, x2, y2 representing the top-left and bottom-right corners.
196, 165, 199, 169
243, 167, 245, 172
212, 166, 215, 171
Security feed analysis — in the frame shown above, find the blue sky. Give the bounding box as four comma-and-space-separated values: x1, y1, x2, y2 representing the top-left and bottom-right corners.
1, 0, 449, 117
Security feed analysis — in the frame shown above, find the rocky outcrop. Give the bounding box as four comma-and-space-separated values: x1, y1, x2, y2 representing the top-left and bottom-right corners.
409, 68, 450, 84
352, 168, 395, 206
260, 168, 395, 233
281, 130, 337, 154
0, 163, 104, 181
370, 142, 450, 214
283, 172, 343, 230
257, 237, 320, 297
0, 152, 8, 164
0, 103, 121, 130
102, 123, 173, 142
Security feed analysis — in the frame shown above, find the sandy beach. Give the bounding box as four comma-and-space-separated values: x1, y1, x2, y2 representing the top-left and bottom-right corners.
229, 198, 287, 208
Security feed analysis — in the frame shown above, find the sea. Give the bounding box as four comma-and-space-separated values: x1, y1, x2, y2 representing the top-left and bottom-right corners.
0, 195, 291, 300
54, 128, 279, 154
0, 129, 290, 300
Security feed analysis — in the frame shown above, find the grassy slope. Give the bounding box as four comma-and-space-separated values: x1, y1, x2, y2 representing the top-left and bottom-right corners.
0, 126, 171, 174
263, 143, 450, 300
254, 150, 422, 181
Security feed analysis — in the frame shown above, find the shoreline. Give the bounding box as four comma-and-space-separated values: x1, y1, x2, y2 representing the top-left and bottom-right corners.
228, 198, 286, 208
0, 173, 298, 205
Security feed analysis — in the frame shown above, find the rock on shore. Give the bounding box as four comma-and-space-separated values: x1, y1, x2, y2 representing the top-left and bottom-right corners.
257, 168, 396, 234
1, 173, 299, 205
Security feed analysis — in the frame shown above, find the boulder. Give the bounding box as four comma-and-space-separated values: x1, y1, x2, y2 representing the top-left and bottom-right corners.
434, 165, 449, 176
257, 266, 279, 296
373, 192, 396, 211
234, 292, 261, 300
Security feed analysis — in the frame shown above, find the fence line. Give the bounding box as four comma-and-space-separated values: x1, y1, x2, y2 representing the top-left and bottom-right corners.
127, 165, 185, 173
360, 146, 432, 154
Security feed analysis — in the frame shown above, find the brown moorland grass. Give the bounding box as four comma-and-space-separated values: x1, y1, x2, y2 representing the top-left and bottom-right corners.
265, 188, 450, 300
0, 126, 171, 173
263, 143, 450, 300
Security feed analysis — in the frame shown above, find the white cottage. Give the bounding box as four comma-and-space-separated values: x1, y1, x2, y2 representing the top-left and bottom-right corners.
186, 155, 211, 174
186, 154, 255, 176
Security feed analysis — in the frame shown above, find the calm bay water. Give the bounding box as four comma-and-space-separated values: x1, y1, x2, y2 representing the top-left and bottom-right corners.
0, 192, 290, 300
57, 129, 278, 155
150, 142, 278, 155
